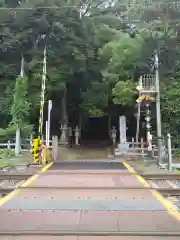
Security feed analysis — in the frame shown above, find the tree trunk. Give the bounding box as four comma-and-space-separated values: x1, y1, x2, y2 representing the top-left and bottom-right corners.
108, 115, 111, 138
15, 126, 21, 156
60, 87, 68, 143
78, 115, 82, 130
61, 88, 68, 125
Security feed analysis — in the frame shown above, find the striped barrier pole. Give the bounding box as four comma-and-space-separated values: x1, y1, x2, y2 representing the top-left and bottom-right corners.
38, 45, 47, 140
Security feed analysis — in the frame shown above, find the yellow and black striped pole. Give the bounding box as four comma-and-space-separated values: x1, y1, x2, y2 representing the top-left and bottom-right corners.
32, 138, 41, 163
38, 45, 47, 140
31, 46, 47, 164
30, 46, 47, 165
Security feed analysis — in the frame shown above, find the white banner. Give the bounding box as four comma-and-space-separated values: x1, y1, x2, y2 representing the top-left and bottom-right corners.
119, 116, 127, 144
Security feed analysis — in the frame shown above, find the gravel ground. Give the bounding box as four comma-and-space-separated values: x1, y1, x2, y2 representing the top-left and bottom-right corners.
0, 165, 32, 199
149, 179, 180, 209
0, 179, 23, 188
0, 179, 23, 199
152, 180, 172, 188
171, 180, 180, 187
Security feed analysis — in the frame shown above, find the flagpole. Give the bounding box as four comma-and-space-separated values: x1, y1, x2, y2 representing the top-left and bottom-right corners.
38, 45, 47, 140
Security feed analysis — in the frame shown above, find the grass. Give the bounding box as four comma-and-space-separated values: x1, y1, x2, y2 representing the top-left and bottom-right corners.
0, 150, 31, 168
0, 161, 11, 168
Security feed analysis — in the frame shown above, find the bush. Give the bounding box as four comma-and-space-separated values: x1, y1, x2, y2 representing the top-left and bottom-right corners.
174, 148, 180, 160
0, 124, 33, 142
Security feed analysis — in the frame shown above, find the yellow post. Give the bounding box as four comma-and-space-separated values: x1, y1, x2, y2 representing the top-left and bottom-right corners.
31, 138, 42, 164
41, 147, 46, 166
41, 146, 51, 166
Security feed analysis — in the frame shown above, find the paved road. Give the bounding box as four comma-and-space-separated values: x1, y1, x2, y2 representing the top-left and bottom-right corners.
0, 160, 179, 239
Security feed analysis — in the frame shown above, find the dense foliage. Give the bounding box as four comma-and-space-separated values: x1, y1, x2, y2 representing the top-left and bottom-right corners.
0, 0, 179, 144
11, 76, 30, 127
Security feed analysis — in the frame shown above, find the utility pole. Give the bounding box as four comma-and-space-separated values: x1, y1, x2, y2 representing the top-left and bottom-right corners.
154, 51, 163, 166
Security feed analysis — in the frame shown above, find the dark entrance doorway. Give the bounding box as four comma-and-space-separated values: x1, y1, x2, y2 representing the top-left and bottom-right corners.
81, 116, 109, 145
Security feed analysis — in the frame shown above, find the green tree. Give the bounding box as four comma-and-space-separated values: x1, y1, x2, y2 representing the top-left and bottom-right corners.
1, 0, 180, 144
161, 73, 180, 146
100, 32, 144, 106
11, 76, 30, 126
11, 75, 30, 155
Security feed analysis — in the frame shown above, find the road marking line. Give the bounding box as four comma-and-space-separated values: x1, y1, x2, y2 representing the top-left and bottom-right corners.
123, 161, 180, 221
0, 162, 54, 206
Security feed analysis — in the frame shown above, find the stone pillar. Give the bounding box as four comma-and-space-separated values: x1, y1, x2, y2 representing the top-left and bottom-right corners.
52, 136, 58, 161
111, 126, 117, 145
74, 126, 80, 146
119, 116, 126, 144
68, 126, 73, 147
118, 116, 129, 154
